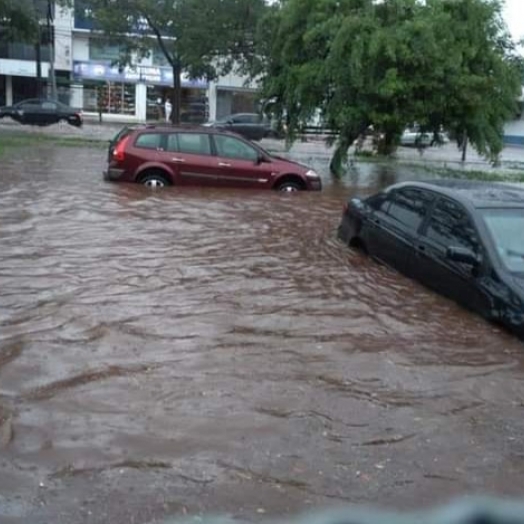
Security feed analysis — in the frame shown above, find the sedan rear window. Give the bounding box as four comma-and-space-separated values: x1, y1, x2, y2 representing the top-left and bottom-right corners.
386, 188, 433, 231
482, 208, 524, 273
426, 198, 479, 252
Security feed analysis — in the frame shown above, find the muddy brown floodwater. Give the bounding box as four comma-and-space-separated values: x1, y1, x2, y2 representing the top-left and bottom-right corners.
1, 145, 524, 524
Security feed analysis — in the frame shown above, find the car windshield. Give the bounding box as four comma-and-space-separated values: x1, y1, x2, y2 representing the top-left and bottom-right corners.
56, 101, 72, 110
482, 208, 524, 273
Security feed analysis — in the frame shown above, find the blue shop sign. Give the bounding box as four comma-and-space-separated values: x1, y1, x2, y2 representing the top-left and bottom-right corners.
72, 61, 208, 89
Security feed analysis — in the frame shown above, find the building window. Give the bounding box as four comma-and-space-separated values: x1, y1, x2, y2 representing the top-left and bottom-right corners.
151, 47, 170, 67
216, 89, 259, 120
89, 41, 122, 62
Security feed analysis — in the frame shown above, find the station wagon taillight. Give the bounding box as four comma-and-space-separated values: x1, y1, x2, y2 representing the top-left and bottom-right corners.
113, 135, 130, 162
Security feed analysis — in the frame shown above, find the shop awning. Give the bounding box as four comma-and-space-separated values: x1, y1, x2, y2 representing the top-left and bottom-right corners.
72, 61, 208, 89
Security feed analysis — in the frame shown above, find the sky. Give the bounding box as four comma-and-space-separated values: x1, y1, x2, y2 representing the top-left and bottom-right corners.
502, 0, 524, 44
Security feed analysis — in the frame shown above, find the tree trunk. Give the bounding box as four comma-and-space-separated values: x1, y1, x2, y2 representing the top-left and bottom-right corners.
170, 63, 182, 124
377, 129, 397, 156
461, 131, 468, 162
329, 123, 370, 178
329, 132, 357, 178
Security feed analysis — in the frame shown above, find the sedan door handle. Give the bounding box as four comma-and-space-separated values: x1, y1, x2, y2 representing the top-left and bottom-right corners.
218, 162, 231, 167
417, 245, 426, 252
171, 157, 186, 163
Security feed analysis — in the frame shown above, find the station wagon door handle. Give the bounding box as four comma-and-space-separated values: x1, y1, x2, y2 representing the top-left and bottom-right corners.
218, 162, 231, 167
171, 157, 186, 163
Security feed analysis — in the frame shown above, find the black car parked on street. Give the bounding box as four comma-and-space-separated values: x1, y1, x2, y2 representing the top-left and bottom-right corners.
0, 98, 83, 127
203, 113, 279, 141
338, 180, 524, 340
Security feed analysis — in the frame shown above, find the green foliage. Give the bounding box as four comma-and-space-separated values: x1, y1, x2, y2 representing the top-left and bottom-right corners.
0, 0, 39, 42
79, 0, 266, 122
255, 0, 524, 176
0, 0, 72, 43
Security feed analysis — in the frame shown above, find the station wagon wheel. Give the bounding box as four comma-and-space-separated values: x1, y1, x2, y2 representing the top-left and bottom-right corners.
277, 181, 302, 192
140, 172, 169, 188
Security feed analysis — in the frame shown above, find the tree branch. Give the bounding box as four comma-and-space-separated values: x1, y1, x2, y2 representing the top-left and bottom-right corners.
142, 11, 178, 70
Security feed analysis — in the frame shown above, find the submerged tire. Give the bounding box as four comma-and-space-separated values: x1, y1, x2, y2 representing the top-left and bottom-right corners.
276, 181, 303, 192
139, 172, 170, 188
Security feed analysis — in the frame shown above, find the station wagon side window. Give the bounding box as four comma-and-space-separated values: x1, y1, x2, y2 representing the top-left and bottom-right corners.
213, 135, 258, 161
176, 133, 212, 155
386, 188, 434, 231
165, 133, 178, 152
425, 198, 479, 252
135, 133, 163, 150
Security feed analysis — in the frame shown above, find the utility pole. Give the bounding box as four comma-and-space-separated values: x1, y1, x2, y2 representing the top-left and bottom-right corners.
35, 23, 43, 97
47, 0, 57, 100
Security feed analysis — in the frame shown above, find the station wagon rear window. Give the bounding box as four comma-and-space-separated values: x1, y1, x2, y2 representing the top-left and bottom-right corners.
135, 133, 163, 149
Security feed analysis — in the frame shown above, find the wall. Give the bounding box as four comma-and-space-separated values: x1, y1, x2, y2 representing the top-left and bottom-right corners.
54, 5, 73, 72
0, 59, 49, 78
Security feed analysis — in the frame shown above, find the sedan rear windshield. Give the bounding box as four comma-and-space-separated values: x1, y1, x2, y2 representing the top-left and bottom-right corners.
482, 208, 524, 272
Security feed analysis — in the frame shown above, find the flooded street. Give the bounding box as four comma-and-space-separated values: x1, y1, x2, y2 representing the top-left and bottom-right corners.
1, 145, 524, 524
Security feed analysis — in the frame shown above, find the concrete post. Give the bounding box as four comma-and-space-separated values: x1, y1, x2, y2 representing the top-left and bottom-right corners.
208, 82, 217, 122
6, 75, 13, 105
136, 83, 147, 123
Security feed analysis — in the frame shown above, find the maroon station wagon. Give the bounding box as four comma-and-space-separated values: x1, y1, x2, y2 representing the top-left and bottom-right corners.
103, 125, 322, 191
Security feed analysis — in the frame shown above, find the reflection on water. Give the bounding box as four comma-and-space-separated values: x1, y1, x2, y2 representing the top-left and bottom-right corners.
1, 146, 524, 524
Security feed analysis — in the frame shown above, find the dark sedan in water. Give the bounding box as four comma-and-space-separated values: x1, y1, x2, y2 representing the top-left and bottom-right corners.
0, 98, 83, 127
338, 180, 524, 339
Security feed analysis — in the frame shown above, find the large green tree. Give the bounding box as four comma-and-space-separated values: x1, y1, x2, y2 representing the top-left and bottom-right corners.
0, 0, 40, 43
79, 0, 266, 123
256, 0, 523, 176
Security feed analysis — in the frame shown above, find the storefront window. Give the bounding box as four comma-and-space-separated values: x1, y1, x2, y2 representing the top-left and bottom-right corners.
83, 82, 136, 115
12, 76, 39, 104
146, 86, 208, 123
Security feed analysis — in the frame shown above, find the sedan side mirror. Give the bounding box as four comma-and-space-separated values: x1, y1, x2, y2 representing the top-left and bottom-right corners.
446, 246, 481, 267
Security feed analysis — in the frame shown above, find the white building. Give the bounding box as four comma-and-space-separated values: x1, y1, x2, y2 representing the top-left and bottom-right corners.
0, 1, 259, 123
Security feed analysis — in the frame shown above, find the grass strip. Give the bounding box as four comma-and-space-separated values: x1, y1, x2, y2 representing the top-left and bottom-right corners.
0, 131, 106, 158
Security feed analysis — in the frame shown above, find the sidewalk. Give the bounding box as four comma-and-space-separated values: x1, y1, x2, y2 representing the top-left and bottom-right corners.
1, 119, 523, 172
